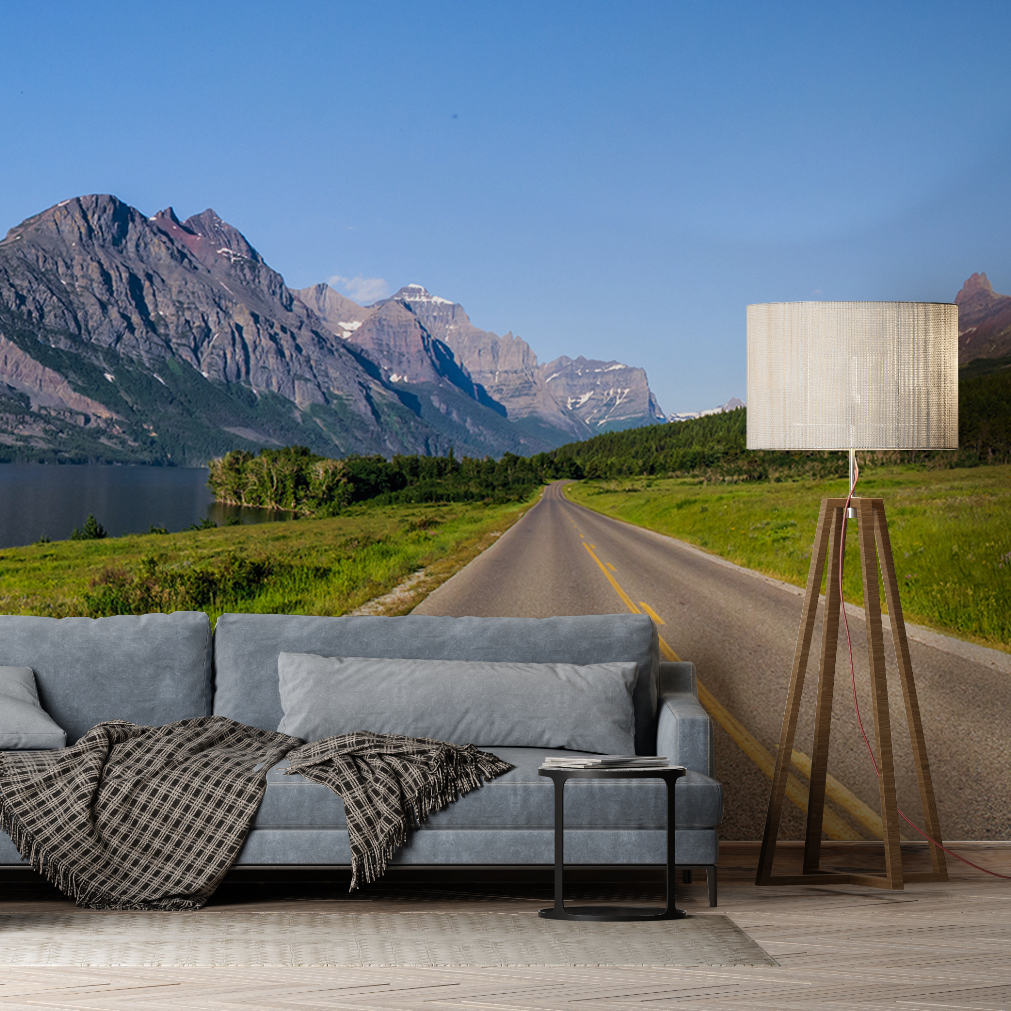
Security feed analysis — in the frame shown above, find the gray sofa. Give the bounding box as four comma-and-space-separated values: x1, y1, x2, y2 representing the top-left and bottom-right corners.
0, 610, 723, 904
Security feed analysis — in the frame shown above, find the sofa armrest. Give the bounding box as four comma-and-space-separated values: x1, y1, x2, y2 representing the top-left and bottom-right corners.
656, 661, 714, 776
660, 660, 697, 697
675, 770, 724, 828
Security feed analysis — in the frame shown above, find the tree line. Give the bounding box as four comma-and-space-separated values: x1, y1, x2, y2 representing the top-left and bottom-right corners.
208, 365, 1010, 514
207, 447, 572, 515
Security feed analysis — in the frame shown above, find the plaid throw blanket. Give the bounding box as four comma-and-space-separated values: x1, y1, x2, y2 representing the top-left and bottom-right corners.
0, 716, 299, 910
285, 731, 514, 890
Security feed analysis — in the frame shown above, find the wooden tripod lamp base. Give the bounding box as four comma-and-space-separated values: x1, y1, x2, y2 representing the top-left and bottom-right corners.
756, 497, 948, 890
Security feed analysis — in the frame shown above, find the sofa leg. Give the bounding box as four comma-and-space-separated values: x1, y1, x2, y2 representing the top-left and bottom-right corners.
706, 867, 717, 907
681, 869, 693, 884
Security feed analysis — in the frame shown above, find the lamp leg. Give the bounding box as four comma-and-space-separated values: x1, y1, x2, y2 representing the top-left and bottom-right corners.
872, 501, 948, 881
856, 499, 904, 888
756, 499, 835, 884
803, 502, 846, 873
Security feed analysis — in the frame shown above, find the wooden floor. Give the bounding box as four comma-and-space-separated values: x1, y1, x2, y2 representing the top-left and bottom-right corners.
1, 842, 1010, 1010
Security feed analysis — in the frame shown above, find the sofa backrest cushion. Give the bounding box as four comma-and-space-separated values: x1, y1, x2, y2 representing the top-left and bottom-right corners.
277, 653, 639, 753
213, 613, 660, 754
0, 612, 213, 744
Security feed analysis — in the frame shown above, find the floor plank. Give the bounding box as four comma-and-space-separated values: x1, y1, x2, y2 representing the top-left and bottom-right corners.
1, 842, 1009, 1010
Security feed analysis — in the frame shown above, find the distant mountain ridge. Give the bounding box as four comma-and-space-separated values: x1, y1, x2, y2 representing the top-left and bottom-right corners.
295, 281, 666, 438
383, 284, 590, 439
667, 397, 745, 423
956, 272, 1011, 364
0, 194, 666, 465
541, 355, 666, 432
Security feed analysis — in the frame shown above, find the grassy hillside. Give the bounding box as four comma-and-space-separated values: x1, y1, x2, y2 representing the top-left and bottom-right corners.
567, 464, 1011, 650
0, 496, 536, 621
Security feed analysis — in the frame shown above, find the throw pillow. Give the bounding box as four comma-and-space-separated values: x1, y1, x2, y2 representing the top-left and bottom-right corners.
0, 666, 67, 750
277, 653, 638, 753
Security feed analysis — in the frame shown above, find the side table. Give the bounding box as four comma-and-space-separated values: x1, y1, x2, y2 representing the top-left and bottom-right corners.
537, 765, 687, 921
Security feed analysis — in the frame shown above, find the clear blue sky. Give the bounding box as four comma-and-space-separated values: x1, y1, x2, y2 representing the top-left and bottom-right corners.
3, 1, 1010, 413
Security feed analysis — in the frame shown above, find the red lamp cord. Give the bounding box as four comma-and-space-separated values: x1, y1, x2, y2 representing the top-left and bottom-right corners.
839, 458, 1010, 879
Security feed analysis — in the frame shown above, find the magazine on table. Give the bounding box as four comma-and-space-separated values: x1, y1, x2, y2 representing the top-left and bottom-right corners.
539, 755, 682, 770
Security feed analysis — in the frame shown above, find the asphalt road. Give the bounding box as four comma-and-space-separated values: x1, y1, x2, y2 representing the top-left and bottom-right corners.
415, 481, 1011, 841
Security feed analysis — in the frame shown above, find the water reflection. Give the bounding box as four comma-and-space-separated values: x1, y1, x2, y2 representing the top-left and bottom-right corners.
0, 464, 290, 548
206, 501, 295, 529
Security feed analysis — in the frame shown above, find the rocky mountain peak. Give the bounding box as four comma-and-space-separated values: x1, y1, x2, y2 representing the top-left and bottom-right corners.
395, 284, 456, 306
152, 206, 182, 227
954, 271, 1011, 363
186, 209, 263, 264
150, 206, 264, 269
957, 272, 997, 304
295, 283, 371, 339
540, 355, 665, 432
346, 299, 453, 387
373, 288, 591, 437
3, 194, 139, 249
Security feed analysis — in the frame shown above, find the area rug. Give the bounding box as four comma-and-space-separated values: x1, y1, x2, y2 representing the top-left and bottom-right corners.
0, 911, 776, 967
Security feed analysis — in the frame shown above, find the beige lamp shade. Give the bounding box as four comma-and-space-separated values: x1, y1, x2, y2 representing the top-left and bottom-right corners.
746, 301, 958, 451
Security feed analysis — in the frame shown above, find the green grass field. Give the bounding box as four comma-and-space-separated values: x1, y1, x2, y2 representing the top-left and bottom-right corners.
566, 464, 1011, 651
0, 496, 536, 623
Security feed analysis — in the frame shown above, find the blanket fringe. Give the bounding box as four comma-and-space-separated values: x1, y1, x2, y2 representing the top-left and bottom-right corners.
0, 723, 294, 911
0, 798, 101, 907
0, 800, 211, 910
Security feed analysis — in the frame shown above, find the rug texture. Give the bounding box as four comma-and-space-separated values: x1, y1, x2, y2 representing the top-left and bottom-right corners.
0, 911, 776, 967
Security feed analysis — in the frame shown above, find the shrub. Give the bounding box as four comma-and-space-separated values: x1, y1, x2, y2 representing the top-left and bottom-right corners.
71, 515, 107, 540
82, 552, 277, 616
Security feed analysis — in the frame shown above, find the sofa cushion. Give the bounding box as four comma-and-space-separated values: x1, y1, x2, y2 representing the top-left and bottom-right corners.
0, 613, 213, 744
253, 747, 723, 831
214, 613, 660, 754
0, 667, 67, 750
234, 826, 719, 867
276, 653, 638, 753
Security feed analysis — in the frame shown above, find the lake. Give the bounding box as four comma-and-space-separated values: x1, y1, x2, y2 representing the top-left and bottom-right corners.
0, 464, 287, 548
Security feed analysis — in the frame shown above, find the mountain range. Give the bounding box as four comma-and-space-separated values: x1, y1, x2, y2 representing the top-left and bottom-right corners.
0, 195, 665, 466
301, 282, 667, 440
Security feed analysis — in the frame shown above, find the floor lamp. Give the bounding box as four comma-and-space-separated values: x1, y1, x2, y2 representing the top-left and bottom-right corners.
748, 301, 957, 890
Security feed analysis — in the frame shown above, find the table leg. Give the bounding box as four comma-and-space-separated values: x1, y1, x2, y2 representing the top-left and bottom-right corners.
538, 772, 686, 921
553, 771, 565, 915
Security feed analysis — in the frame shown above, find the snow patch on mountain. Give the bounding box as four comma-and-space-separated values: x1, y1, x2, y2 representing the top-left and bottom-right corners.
567, 391, 594, 409
401, 284, 454, 305
668, 397, 745, 422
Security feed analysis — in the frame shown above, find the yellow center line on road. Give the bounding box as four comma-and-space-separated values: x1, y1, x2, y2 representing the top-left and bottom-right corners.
580, 539, 885, 842
638, 602, 666, 625
582, 542, 641, 615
